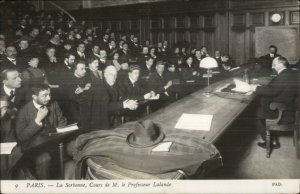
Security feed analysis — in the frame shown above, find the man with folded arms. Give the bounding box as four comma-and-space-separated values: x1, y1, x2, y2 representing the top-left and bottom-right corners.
15, 84, 67, 179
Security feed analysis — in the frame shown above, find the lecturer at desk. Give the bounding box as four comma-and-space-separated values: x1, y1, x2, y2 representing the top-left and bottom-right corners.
15, 84, 67, 179
250, 56, 298, 149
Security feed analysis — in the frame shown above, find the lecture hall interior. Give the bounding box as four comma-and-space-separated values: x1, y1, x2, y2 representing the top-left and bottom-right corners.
0, 0, 299, 181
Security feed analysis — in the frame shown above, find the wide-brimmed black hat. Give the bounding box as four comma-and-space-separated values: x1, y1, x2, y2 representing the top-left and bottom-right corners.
126, 120, 165, 148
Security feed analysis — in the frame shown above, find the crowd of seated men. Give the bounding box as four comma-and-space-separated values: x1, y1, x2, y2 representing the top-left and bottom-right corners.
0, 2, 298, 180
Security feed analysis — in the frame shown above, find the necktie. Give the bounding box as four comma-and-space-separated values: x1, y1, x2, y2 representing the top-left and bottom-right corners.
8, 90, 15, 102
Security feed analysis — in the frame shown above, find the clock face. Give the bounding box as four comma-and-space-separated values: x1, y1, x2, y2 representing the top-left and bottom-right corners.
271, 13, 282, 23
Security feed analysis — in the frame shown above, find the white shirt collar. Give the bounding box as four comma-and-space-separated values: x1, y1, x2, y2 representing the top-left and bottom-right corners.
33, 100, 43, 109
74, 73, 81, 78
7, 57, 16, 62
129, 76, 136, 85
77, 51, 84, 56
3, 85, 15, 96
277, 68, 286, 75
64, 61, 71, 69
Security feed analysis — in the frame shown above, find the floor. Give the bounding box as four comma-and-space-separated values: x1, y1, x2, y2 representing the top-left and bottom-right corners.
205, 110, 300, 179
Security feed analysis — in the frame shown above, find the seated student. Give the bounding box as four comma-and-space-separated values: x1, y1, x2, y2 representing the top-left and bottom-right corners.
1, 69, 29, 141
200, 46, 210, 59
214, 50, 222, 67
73, 42, 86, 61
140, 56, 155, 79
98, 49, 107, 71
86, 56, 103, 82
106, 52, 121, 71
118, 65, 157, 121
0, 95, 15, 142
220, 54, 236, 71
136, 46, 150, 66
250, 56, 298, 149
165, 63, 182, 99
15, 84, 67, 179
21, 55, 57, 89
39, 47, 58, 82
117, 58, 129, 82
103, 66, 138, 127
148, 61, 173, 111
259, 45, 280, 71
65, 60, 92, 129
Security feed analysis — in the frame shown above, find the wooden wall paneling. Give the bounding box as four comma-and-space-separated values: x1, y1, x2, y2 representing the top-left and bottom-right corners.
251, 12, 265, 26
255, 26, 299, 64
290, 11, 300, 25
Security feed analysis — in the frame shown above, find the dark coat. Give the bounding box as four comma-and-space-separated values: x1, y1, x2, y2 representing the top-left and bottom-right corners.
255, 69, 298, 123
0, 57, 22, 72
15, 100, 67, 143
64, 74, 92, 128
148, 71, 168, 95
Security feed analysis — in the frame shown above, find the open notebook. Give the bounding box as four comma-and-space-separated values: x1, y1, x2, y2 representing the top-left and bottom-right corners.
232, 79, 251, 93
56, 123, 79, 133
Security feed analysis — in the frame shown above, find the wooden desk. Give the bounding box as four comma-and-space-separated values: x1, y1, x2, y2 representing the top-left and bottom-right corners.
21, 130, 83, 179
142, 77, 272, 144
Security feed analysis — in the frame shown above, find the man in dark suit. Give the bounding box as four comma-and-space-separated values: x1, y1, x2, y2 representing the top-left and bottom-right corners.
251, 56, 298, 149
136, 46, 150, 66
259, 45, 280, 71
148, 61, 173, 111
1, 69, 29, 141
118, 65, 156, 121
98, 49, 107, 71
65, 61, 92, 129
103, 66, 138, 127
88, 44, 101, 61
54, 53, 76, 120
15, 84, 67, 179
129, 37, 141, 58
107, 40, 118, 59
73, 42, 86, 61
16, 38, 32, 67
1, 46, 22, 72
98, 34, 109, 52
140, 56, 154, 78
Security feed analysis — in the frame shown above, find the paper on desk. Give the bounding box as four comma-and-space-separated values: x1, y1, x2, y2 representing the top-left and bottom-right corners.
152, 142, 173, 152
175, 114, 213, 131
229, 67, 240, 71
232, 79, 251, 93
0, 142, 17, 154
56, 123, 79, 133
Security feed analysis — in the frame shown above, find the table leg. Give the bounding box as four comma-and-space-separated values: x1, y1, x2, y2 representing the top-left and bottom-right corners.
59, 142, 64, 179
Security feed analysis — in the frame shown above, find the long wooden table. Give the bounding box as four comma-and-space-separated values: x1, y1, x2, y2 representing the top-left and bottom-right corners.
142, 76, 272, 144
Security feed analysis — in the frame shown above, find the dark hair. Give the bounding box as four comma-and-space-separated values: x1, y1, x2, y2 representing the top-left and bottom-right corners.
64, 52, 75, 60
73, 60, 86, 71
269, 45, 278, 52
31, 84, 50, 96
1, 68, 18, 81
129, 64, 141, 73
145, 56, 154, 61
87, 56, 99, 64
156, 61, 165, 66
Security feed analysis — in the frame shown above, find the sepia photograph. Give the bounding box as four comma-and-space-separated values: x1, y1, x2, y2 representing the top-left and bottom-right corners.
0, 0, 299, 193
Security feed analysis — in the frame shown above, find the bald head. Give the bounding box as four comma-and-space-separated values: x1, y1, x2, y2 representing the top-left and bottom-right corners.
104, 66, 117, 86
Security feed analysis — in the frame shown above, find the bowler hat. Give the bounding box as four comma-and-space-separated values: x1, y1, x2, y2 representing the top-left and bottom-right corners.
127, 120, 165, 148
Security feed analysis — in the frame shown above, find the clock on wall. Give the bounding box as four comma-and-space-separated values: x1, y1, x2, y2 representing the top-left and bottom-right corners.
271, 13, 282, 23
270, 12, 284, 25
